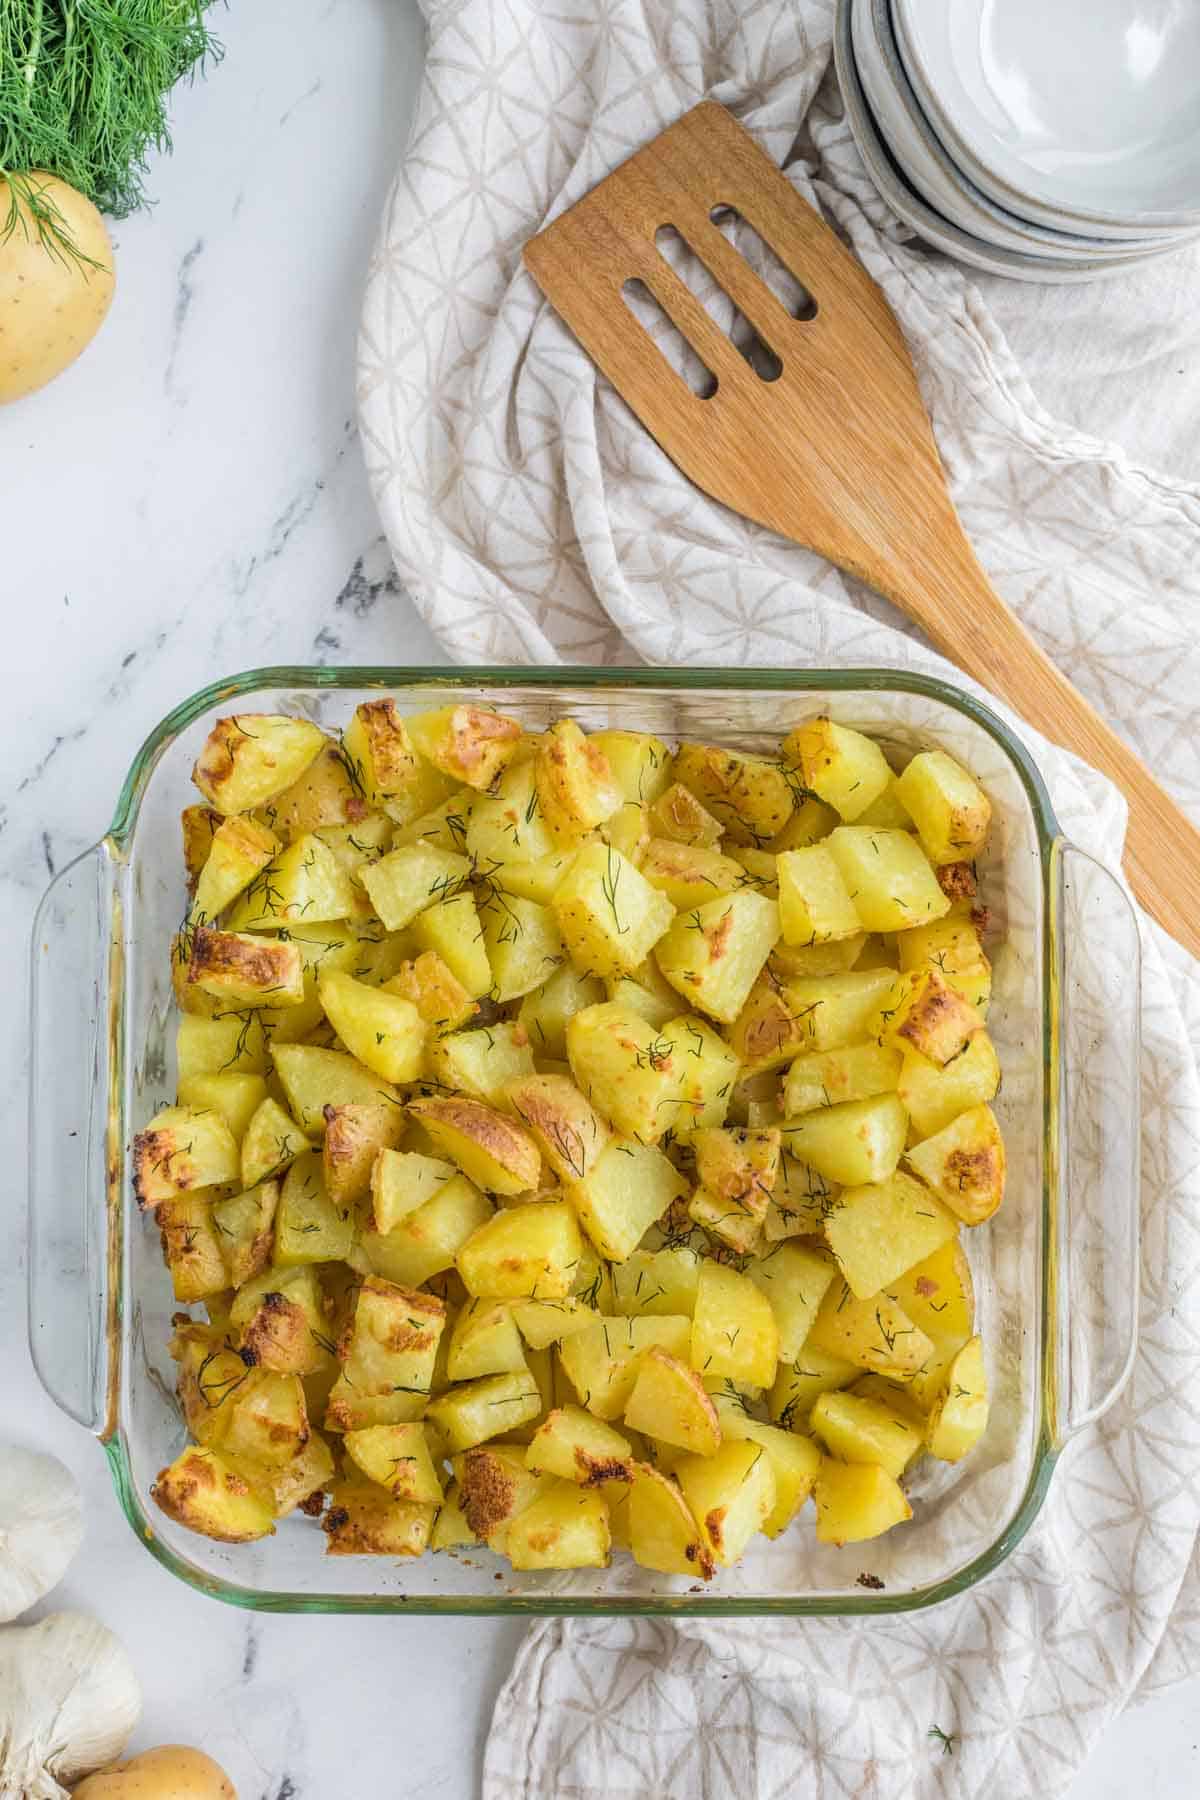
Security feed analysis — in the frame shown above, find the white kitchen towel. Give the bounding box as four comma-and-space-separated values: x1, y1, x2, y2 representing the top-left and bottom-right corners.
358, 1, 1200, 1793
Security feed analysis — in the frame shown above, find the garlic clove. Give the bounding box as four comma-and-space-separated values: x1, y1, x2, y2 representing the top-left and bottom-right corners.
0, 1447, 84, 1622
0, 1610, 141, 1799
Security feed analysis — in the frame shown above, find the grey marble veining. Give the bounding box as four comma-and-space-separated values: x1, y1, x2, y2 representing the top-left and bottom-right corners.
2, 1, 1196, 1794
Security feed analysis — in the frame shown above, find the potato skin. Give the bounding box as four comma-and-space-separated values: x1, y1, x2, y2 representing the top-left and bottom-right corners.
0, 174, 115, 403
72, 1745, 237, 1798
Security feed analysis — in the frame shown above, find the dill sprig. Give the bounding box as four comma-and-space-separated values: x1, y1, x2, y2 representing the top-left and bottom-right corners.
0, 2, 223, 262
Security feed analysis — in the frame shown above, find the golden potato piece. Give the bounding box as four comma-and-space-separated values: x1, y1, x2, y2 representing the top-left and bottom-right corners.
192, 714, 326, 816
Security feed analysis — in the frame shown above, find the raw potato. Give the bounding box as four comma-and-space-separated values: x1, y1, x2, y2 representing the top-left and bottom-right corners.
71, 1746, 237, 1799
148, 702, 1009, 1581
0, 174, 115, 404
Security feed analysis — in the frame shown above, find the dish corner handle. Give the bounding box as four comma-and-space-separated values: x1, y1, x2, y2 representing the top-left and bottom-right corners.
1050, 840, 1142, 1444
28, 840, 122, 1436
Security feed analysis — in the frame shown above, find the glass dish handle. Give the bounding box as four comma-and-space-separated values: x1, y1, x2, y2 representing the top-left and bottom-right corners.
1052, 840, 1142, 1443
28, 841, 122, 1435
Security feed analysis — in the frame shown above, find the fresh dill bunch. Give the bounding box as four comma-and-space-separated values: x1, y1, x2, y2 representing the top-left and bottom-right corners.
1, 1, 223, 258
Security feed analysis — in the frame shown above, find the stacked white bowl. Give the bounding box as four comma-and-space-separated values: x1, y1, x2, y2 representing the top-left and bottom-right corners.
835, 0, 1200, 282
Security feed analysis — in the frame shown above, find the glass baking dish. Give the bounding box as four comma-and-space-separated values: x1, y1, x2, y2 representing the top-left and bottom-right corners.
29, 665, 1141, 1616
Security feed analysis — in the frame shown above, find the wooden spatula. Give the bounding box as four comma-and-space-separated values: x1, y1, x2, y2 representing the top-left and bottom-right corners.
524, 100, 1200, 958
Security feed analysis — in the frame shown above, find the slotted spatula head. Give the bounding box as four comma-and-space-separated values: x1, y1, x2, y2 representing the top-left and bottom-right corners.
522, 101, 955, 593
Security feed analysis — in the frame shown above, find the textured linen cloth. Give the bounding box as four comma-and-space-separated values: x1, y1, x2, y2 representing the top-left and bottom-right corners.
358, 2, 1200, 1793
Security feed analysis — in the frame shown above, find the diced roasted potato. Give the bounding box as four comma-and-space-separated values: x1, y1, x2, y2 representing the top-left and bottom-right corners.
535, 718, 622, 845
259, 740, 369, 842
343, 1422, 444, 1503
776, 845, 862, 946
456, 1201, 582, 1299
627, 1460, 712, 1578
212, 1179, 279, 1288
371, 1149, 460, 1233
625, 1348, 721, 1456
765, 1152, 840, 1241
610, 1247, 703, 1318
810, 1389, 923, 1478
506, 1073, 609, 1183
272, 1044, 401, 1137
414, 890, 494, 1000
230, 1265, 332, 1375
525, 1405, 635, 1485
157, 1195, 229, 1302
925, 1335, 988, 1461
341, 699, 422, 808
769, 794, 839, 852
768, 1346, 860, 1431
517, 962, 605, 1059
746, 1240, 837, 1362
336, 1275, 445, 1402
559, 1315, 691, 1419
567, 1139, 687, 1262
182, 804, 222, 892
676, 1439, 776, 1567
770, 934, 867, 978
466, 757, 556, 867
321, 1101, 405, 1209
430, 1480, 478, 1550
782, 719, 891, 822
407, 704, 523, 792
782, 1042, 902, 1117
687, 1189, 762, 1256
808, 1280, 933, 1376
648, 781, 724, 847
655, 891, 780, 1026
449, 1445, 554, 1552
490, 851, 578, 906
409, 1094, 541, 1196
693, 1127, 780, 1221
220, 1369, 310, 1472
176, 1072, 268, 1145
193, 714, 326, 817
639, 838, 745, 910
446, 1298, 527, 1380
780, 1093, 909, 1187
361, 1172, 493, 1288
190, 814, 279, 925
904, 1104, 1006, 1225
274, 1153, 354, 1266
825, 827, 950, 933
506, 1482, 612, 1570
152, 1446, 275, 1542
511, 1297, 597, 1350
590, 730, 672, 807
851, 775, 913, 831
265, 1429, 336, 1518
424, 1370, 544, 1454
812, 1458, 911, 1545
822, 1170, 958, 1300
359, 841, 472, 933
669, 1014, 740, 1141
551, 843, 674, 980
599, 801, 647, 862
731, 967, 896, 1071
565, 1002, 679, 1144
386, 951, 478, 1034
897, 751, 992, 866
314, 970, 425, 1083
870, 969, 984, 1067
226, 833, 357, 931
888, 1239, 975, 1343
431, 1022, 536, 1109
672, 743, 795, 846
691, 1261, 779, 1388
897, 1032, 1000, 1139
477, 891, 564, 1004
184, 927, 307, 1012
133, 1105, 240, 1209
711, 1404, 821, 1537
322, 1482, 436, 1556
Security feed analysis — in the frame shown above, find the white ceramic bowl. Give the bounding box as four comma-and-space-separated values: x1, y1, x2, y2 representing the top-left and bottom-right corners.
834, 0, 1183, 284
850, 0, 1185, 260
893, 0, 1200, 231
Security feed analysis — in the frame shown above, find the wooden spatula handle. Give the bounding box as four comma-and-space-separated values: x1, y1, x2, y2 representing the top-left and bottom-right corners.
873, 532, 1200, 958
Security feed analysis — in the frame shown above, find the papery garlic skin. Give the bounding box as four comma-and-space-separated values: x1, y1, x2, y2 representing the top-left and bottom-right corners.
0, 1612, 141, 1800
0, 1448, 84, 1622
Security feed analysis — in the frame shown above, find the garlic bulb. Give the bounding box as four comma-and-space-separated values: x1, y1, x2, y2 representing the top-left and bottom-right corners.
0, 1611, 141, 1800
0, 1448, 84, 1621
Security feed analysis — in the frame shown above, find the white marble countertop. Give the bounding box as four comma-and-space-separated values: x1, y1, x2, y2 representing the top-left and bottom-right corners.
3, 3, 1197, 1794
